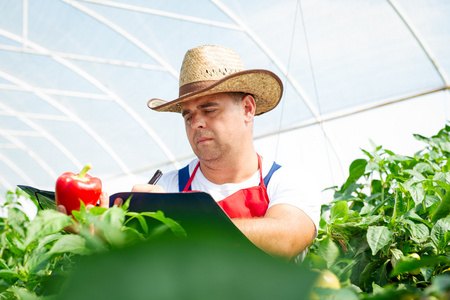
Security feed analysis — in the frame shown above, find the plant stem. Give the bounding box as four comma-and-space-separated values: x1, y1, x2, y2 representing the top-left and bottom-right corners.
78, 163, 92, 179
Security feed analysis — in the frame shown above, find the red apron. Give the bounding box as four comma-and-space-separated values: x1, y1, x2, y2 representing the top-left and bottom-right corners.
182, 155, 270, 218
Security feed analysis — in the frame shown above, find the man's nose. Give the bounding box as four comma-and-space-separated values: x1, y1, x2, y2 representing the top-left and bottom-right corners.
191, 113, 205, 128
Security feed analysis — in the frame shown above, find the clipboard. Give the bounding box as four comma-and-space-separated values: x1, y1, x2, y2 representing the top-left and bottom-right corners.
17, 185, 259, 251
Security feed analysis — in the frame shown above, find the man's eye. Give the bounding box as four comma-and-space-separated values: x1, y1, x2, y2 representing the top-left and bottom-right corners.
205, 110, 216, 114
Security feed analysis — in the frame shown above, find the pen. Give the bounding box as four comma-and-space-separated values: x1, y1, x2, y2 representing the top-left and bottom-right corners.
148, 169, 163, 184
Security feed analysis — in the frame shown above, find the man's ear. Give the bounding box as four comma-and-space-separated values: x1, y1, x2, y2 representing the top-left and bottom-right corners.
242, 94, 256, 122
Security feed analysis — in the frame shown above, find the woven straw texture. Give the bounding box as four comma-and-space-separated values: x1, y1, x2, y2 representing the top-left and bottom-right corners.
179, 45, 244, 88
148, 45, 283, 116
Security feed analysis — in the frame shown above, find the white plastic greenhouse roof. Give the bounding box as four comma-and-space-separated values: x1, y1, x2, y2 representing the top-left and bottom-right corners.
0, 0, 449, 201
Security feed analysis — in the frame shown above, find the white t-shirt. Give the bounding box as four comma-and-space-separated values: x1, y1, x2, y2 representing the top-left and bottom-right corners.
158, 157, 320, 232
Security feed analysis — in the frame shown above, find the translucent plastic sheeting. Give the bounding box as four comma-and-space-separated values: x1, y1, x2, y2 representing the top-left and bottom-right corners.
0, 0, 449, 202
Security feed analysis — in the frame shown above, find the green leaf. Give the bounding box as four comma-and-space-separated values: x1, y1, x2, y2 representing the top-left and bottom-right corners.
313, 287, 360, 300
0, 258, 9, 270
330, 201, 348, 221
24, 210, 72, 248
7, 207, 28, 238
409, 223, 430, 242
76, 226, 109, 253
342, 159, 367, 190
386, 154, 411, 162
413, 133, 431, 144
413, 162, 434, 174
37, 233, 65, 249
431, 190, 450, 223
0, 269, 22, 280
49, 234, 93, 256
360, 204, 374, 215
101, 206, 126, 229
421, 267, 434, 281
139, 211, 187, 238
88, 206, 107, 216
403, 219, 430, 243
24, 248, 51, 275
438, 140, 450, 152
135, 214, 149, 235
121, 227, 146, 243
430, 216, 450, 251
404, 169, 426, 181
404, 211, 434, 230
359, 215, 383, 227
369, 195, 393, 216
316, 235, 340, 268
359, 259, 381, 290
403, 182, 425, 205
433, 172, 450, 185
303, 253, 327, 270
71, 200, 88, 223
424, 195, 440, 209
334, 183, 361, 201
424, 274, 450, 296
372, 282, 384, 295
367, 226, 393, 256
10, 286, 52, 300
390, 256, 450, 277
390, 192, 403, 223
373, 259, 390, 286
390, 248, 404, 268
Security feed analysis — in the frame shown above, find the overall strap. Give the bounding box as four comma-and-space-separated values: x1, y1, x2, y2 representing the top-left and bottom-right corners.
262, 162, 281, 187
180, 160, 281, 191
178, 164, 191, 192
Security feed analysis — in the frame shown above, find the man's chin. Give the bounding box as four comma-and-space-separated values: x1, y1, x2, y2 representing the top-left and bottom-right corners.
195, 151, 222, 163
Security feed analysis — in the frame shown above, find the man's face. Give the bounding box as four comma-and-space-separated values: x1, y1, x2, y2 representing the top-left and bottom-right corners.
180, 93, 248, 162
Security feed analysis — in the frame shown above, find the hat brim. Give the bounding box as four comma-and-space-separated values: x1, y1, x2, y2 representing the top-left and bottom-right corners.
147, 69, 283, 116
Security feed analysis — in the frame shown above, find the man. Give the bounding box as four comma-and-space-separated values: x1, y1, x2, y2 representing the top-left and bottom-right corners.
58, 45, 319, 260
134, 45, 319, 259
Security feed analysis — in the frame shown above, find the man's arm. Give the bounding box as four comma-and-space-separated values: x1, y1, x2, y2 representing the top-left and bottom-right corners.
232, 203, 316, 259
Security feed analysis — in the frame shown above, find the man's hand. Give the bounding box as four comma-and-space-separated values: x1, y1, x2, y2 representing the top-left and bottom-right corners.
56, 191, 111, 234
56, 190, 110, 213
232, 204, 316, 260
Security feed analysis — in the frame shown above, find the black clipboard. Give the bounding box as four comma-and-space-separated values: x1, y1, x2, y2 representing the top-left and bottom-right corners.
17, 185, 259, 251
18, 185, 57, 210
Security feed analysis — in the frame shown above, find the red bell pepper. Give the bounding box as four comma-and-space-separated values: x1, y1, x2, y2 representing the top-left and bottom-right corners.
55, 163, 102, 215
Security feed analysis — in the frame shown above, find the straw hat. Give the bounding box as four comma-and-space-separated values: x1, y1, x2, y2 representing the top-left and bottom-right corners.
147, 45, 283, 116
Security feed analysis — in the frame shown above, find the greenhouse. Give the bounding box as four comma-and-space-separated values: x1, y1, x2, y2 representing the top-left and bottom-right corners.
0, 0, 449, 299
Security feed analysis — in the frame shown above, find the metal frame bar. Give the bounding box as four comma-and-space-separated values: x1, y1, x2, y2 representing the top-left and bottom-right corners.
77, 0, 242, 31
0, 173, 14, 191
211, 0, 346, 170
0, 82, 111, 101
31, 1, 180, 169
63, 0, 179, 78
211, 0, 323, 122
0, 45, 166, 72
388, 0, 449, 86
0, 151, 35, 186
0, 133, 55, 181
22, 0, 28, 49
0, 27, 179, 171
0, 68, 132, 176
254, 86, 449, 140
0, 101, 82, 169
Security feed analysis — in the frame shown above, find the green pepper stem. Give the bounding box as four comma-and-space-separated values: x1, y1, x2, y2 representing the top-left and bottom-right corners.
78, 163, 92, 179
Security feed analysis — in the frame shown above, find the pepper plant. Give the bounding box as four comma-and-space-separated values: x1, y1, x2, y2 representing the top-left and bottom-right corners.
306, 125, 450, 299
2, 125, 450, 299
0, 189, 185, 299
